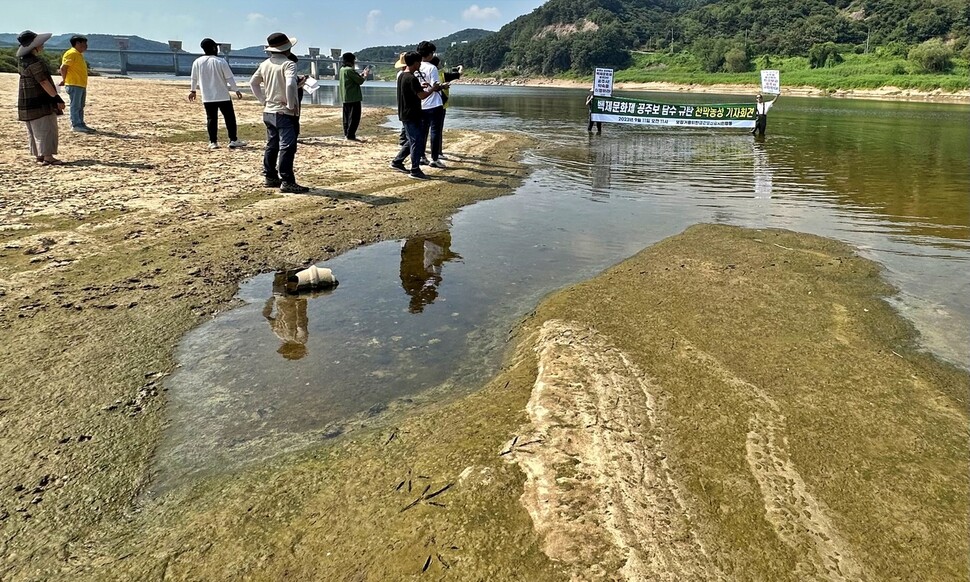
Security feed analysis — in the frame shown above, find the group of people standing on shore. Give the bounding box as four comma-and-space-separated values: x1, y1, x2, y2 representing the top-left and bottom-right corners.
15, 29, 462, 190
390, 41, 462, 180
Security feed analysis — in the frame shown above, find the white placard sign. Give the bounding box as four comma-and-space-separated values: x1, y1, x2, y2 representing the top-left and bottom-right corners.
593, 68, 614, 97
760, 69, 780, 95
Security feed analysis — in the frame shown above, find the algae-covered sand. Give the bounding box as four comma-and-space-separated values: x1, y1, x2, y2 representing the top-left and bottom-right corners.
1, 75, 967, 581
78, 226, 970, 580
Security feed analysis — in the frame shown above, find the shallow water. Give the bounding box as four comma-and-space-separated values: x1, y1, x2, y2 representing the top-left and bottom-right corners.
150, 85, 970, 492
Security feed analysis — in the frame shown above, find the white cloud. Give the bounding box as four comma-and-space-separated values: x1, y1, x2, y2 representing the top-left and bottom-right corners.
394, 19, 415, 33
365, 10, 381, 34
462, 5, 501, 21
246, 13, 277, 26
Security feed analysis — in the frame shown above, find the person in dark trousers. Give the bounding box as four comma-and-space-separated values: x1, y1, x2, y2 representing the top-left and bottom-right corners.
416, 41, 447, 168
390, 52, 433, 180
249, 32, 309, 193
338, 52, 369, 141
189, 38, 246, 150
752, 93, 779, 137
429, 56, 460, 159
586, 89, 601, 134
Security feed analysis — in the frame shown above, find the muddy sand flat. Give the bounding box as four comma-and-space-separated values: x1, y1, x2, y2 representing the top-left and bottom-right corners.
1, 77, 966, 581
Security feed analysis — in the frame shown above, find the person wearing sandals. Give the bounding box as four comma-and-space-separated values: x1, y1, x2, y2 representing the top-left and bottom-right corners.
16, 30, 66, 165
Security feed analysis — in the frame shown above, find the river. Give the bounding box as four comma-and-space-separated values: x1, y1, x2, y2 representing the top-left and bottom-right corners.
148, 83, 970, 493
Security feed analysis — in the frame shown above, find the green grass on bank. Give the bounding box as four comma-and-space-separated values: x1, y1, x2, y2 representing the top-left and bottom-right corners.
609, 51, 970, 92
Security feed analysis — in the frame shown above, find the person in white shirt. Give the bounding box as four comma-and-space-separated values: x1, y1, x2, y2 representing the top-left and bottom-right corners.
752, 93, 779, 137
249, 32, 308, 194
416, 41, 447, 169
189, 38, 245, 150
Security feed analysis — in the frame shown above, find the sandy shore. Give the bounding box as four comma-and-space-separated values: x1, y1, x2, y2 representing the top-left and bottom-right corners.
0, 74, 531, 580
467, 76, 970, 103
1, 75, 967, 581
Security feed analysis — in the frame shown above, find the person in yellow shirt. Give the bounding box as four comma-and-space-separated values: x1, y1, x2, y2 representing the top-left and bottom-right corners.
59, 35, 93, 133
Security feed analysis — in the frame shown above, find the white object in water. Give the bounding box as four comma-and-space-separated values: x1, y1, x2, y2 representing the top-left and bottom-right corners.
289, 265, 337, 291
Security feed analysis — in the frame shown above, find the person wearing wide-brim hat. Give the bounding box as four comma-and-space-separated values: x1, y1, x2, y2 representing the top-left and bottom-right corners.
249, 32, 310, 193
16, 30, 67, 165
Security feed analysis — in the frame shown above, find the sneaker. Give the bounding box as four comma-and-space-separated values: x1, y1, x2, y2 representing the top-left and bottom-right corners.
429, 159, 446, 169
408, 169, 430, 180
208, 142, 219, 150
438, 154, 448, 160
265, 178, 282, 188
228, 140, 247, 149
390, 160, 408, 173
419, 157, 430, 165
72, 126, 94, 133
280, 182, 310, 194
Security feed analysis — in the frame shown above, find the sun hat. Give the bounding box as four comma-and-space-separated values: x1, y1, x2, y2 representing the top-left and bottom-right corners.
264, 32, 297, 53
393, 52, 407, 69
16, 30, 53, 57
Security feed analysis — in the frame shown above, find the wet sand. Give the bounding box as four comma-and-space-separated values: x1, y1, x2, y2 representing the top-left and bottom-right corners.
0, 74, 531, 579
1, 76, 967, 580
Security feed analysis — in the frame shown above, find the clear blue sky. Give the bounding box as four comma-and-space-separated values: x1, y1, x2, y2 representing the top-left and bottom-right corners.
7, 1, 546, 52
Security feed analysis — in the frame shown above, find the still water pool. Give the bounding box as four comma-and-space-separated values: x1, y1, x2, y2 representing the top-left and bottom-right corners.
150, 85, 970, 492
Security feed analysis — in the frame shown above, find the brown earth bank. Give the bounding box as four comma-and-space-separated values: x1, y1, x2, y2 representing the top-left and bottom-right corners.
0, 74, 532, 580
0, 76, 966, 581
465, 76, 970, 103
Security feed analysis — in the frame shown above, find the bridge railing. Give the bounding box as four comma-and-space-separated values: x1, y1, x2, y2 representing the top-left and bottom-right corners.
83, 48, 388, 79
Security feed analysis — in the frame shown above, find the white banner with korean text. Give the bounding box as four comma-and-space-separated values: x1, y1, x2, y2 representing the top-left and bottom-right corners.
590, 95, 756, 129
760, 70, 781, 95
593, 68, 614, 97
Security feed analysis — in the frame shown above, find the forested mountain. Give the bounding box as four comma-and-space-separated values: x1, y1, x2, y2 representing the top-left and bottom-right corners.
355, 28, 494, 63
448, 0, 970, 74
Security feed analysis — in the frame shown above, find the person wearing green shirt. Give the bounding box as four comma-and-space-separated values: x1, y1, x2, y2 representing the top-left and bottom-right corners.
338, 52, 369, 141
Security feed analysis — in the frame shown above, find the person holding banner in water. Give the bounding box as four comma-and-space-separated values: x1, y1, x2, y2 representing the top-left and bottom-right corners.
752, 93, 779, 137
586, 89, 601, 134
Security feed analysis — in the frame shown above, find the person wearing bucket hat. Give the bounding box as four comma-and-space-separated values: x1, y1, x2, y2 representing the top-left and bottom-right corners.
250, 32, 309, 193
16, 30, 67, 165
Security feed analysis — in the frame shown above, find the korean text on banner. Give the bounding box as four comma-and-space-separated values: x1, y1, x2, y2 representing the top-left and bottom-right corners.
593, 68, 614, 97
760, 70, 781, 95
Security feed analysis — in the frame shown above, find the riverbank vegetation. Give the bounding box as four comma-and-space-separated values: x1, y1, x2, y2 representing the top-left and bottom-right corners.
447, 0, 970, 92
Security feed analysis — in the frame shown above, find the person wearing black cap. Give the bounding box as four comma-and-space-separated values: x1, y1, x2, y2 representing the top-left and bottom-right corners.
59, 35, 93, 133
16, 30, 66, 165
250, 32, 309, 193
338, 52, 370, 141
189, 38, 246, 150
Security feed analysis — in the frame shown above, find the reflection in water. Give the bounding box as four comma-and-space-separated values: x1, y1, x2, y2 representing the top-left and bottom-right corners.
261, 272, 335, 360
262, 295, 309, 359
753, 141, 774, 199
400, 231, 462, 313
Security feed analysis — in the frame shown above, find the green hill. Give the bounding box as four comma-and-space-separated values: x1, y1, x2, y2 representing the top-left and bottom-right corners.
447, 0, 970, 79
354, 28, 494, 64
